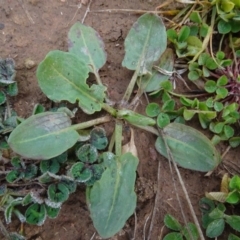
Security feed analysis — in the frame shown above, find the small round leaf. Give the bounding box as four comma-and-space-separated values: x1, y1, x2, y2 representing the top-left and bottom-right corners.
146, 103, 161, 117
90, 127, 108, 150
47, 183, 69, 203
157, 112, 170, 128
204, 80, 217, 93
45, 205, 60, 219
206, 218, 225, 238
69, 162, 92, 182
218, 19, 231, 34
164, 214, 182, 231
76, 144, 98, 163
40, 159, 60, 174
25, 203, 46, 226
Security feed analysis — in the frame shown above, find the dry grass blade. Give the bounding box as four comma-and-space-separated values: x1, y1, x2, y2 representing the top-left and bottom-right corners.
147, 160, 161, 240
18, 0, 34, 24
159, 129, 205, 240
82, 0, 93, 23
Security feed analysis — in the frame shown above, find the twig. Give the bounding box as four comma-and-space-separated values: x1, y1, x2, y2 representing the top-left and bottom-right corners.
82, 0, 93, 24
90, 9, 179, 15
66, 3, 82, 27
147, 160, 161, 240
18, 0, 34, 24
132, 211, 137, 240
143, 212, 151, 240
90, 232, 96, 240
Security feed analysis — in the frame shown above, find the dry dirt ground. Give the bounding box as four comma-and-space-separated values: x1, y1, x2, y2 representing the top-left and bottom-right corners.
1, 0, 240, 239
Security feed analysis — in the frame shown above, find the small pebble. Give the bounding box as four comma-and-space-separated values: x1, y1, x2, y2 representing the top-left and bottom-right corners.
25, 58, 36, 69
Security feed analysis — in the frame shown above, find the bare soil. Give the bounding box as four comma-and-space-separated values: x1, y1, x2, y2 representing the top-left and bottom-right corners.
1, 0, 240, 239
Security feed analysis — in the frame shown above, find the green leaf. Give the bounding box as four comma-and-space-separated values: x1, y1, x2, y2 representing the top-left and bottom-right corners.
24, 164, 38, 180
61, 178, 77, 194
223, 125, 234, 138
122, 13, 167, 75
146, 103, 161, 117
183, 109, 196, 120
68, 22, 107, 73
164, 214, 182, 231
214, 122, 225, 134
6, 82, 18, 96
214, 102, 224, 112
209, 207, 225, 219
205, 80, 217, 93
221, 0, 235, 12
167, 28, 178, 42
229, 175, 240, 190
85, 164, 105, 186
226, 191, 240, 204
206, 218, 225, 238
25, 203, 46, 226
40, 159, 60, 174
0, 91, 6, 105
216, 87, 228, 99
217, 75, 228, 86
155, 123, 221, 171
45, 205, 60, 219
189, 11, 202, 23
6, 170, 24, 183
200, 23, 209, 38
8, 112, 79, 160
218, 19, 232, 34
178, 26, 190, 42
37, 50, 106, 114
32, 104, 45, 115
225, 215, 240, 231
206, 57, 218, 70
69, 162, 92, 182
188, 70, 200, 81
229, 137, 240, 147
90, 127, 108, 150
228, 233, 240, 240
163, 232, 183, 240
76, 144, 98, 163
47, 183, 69, 203
157, 112, 170, 128
87, 152, 138, 238
216, 51, 225, 60
162, 99, 175, 111
182, 223, 199, 240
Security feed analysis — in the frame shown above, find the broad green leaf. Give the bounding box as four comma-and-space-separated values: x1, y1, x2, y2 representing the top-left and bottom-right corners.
6, 82, 18, 96
209, 207, 225, 219
183, 109, 196, 120
122, 13, 167, 75
225, 215, 240, 231
188, 70, 200, 81
224, 125, 234, 138
87, 152, 138, 238
205, 80, 217, 93
206, 218, 225, 238
8, 112, 79, 160
163, 232, 183, 240
68, 22, 107, 73
25, 203, 46, 226
37, 50, 106, 114
217, 75, 228, 86
140, 48, 174, 92
164, 214, 182, 231
167, 28, 177, 42
221, 0, 235, 12
216, 87, 228, 99
155, 123, 221, 171
229, 137, 240, 147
